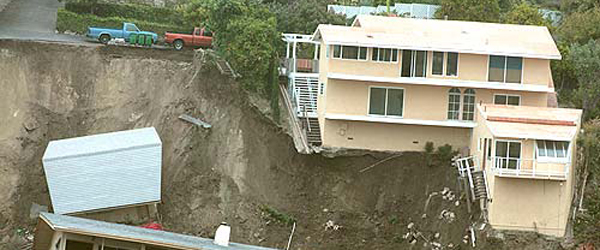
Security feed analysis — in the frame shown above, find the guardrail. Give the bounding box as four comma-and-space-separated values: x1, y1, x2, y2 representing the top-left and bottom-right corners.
492, 157, 569, 180
284, 58, 319, 74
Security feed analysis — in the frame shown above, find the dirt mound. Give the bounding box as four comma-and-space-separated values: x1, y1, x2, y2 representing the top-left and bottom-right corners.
0, 40, 564, 249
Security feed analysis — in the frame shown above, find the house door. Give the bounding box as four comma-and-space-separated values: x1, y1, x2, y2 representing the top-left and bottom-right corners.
495, 140, 522, 169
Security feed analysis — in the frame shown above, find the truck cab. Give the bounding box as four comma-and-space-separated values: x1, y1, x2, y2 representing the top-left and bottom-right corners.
164, 27, 213, 50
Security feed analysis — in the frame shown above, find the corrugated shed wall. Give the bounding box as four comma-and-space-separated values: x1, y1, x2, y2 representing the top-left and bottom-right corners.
42, 128, 162, 215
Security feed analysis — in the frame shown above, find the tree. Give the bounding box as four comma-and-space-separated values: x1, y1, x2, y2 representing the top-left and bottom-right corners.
181, 0, 281, 93
559, 8, 600, 44
574, 119, 600, 244
269, 0, 346, 35
503, 2, 550, 26
561, 0, 599, 15
435, 0, 501, 23
568, 40, 600, 121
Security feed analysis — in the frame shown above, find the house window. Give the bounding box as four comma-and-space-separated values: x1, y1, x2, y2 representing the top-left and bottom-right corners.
488, 55, 523, 83
447, 88, 461, 120
432, 52, 444, 75
372, 48, 398, 62
493, 94, 520, 105
486, 138, 492, 160
332, 45, 367, 60
368, 87, 404, 117
432, 52, 458, 76
495, 140, 521, 169
446, 52, 458, 76
536, 140, 569, 161
462, 89, 475, 121
401, 50, 427, 77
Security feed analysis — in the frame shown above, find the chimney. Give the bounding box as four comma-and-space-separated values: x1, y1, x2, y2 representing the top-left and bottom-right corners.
214, 222, 231, 247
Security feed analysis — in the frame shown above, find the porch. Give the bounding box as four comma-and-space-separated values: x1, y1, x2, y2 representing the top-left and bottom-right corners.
473, 104, 581, 181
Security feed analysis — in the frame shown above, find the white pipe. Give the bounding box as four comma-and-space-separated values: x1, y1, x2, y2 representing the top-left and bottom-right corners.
286, 222, 296, 250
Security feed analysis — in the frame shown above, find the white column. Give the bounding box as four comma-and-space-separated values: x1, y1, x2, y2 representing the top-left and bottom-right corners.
286, 42, 290, 59
292, 41, 297, 72
314, 43, 319, 60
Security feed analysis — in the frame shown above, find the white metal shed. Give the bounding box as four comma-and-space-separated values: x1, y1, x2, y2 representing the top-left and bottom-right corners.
42, 127, 162, 215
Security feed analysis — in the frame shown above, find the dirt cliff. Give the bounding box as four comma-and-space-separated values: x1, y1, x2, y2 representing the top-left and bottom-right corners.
0, 40, 566, 250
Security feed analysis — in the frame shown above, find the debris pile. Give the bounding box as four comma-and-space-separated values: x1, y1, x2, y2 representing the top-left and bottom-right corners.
324, 220, 341, 231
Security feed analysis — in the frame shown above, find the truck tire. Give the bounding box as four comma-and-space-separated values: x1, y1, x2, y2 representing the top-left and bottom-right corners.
99, 34, 110, 44
173, 40, 184, 50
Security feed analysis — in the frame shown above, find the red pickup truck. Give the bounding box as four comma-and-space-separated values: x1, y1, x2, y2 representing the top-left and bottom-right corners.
165, 27, 213, 50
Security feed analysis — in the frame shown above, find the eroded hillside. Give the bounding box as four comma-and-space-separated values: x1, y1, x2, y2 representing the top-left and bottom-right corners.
0, 40, 564, 250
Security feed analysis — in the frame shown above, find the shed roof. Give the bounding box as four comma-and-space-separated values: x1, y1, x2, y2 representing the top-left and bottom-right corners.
478, 104, 582, 141
313, 15, 561, 60
37, 213, 279, 250
43, 127, 161, 161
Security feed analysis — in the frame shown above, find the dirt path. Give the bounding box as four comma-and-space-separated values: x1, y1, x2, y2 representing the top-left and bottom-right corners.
0, 40, 566, 250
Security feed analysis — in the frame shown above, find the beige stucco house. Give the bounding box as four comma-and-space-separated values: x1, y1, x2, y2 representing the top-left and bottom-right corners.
282, 15, 582, 237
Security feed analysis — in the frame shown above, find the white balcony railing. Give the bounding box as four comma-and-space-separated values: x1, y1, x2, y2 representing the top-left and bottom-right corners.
492, 156, 569, 180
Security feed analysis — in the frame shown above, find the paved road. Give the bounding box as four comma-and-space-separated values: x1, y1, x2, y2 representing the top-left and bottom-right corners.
0, 0, 85, 43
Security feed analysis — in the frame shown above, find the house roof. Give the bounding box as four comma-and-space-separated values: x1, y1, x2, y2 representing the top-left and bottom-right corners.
43, 127, 161, 161
478, 104, 582, 141
313, 15, 561, 60
37, 213, 279, 250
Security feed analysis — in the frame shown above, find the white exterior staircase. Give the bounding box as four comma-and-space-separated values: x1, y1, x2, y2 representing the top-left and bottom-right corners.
455, 156, 491, 218
291, 75, 319, 118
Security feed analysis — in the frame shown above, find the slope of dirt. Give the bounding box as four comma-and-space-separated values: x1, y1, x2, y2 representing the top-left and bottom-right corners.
0, 40, 567, 250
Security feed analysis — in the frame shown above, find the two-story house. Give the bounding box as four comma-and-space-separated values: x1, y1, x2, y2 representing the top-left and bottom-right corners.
281, 15, 582, 237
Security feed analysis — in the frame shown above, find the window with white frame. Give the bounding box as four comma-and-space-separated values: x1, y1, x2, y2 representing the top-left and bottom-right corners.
536, 140, 569, 161
432, 52, 458, 76
332, 45, 367, 60
488, 55, 523, 83
401, 50, 427, 77
368, 87, 404, 117
494, 94, 521, 106
495, 140, 522, 169
372, 48, 398, 62
447, 88, 461, 120
462, 89, 476, 121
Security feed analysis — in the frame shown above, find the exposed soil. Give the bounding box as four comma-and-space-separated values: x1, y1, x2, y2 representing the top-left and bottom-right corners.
0, 40, 570, 249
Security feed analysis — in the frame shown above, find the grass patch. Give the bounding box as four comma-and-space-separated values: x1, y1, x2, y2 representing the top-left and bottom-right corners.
261, 205, 296, 226
65, 2, 185, 26
56, 9, 189, 36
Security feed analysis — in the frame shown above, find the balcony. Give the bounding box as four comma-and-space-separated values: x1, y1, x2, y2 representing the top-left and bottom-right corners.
282, 58, 319, 75
492, 157, 569, 180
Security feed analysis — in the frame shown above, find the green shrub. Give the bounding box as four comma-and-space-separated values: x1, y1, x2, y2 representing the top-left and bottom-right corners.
261, 206, 296, 226
65, 2, 185, 26
435, 144, 458, 163
56, 9, 189, 36
424, 142, 435, 154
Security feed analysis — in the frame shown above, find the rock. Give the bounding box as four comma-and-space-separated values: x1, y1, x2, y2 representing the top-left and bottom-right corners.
448, 243, 454, 248
434, 232, 440, 238
323, 208, 329, 213
253, 233, 260, 238
421, 213, 427, 219
441, 187, 450, 195
407, 222, 414, 229
409, 238, 417, 244
23, 117, 39, 132
455, 200, 460, 206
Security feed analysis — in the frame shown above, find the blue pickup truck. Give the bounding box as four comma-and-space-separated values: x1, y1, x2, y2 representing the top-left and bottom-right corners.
87, 22, 158, 44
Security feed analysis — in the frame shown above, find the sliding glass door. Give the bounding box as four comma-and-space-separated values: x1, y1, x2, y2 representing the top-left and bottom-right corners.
495, 140, 521, 169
